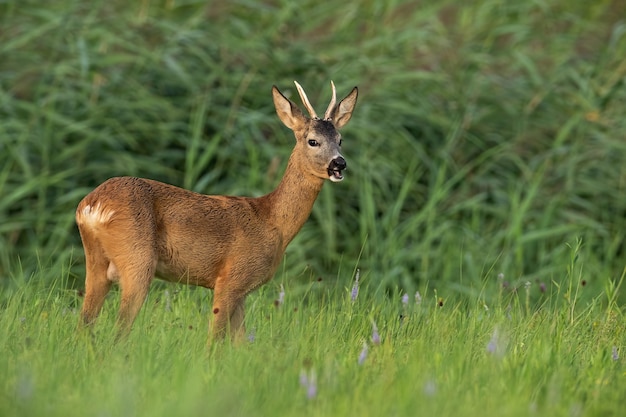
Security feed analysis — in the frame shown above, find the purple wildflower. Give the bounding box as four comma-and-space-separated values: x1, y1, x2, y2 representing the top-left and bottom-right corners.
278, 284, 285, 306
247, 328, 256, 343
299, 370, 317, 399
16, 371, 34, 401
486, 328, 506, 358
351, 269, 360, 302
423, 379, 437, 397
487, 334, 498, 354
415, 291, 422, 305
299, 370, 308, 387
612, 346, 619, 361
358, 341, 368, 365
401, 293, 409, 306
371, 321, 380, 345
163, 289, 172, 312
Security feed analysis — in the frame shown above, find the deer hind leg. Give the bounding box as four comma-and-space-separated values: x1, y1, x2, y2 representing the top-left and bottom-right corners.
81, 203, 160, 338
79, 227, 113, 327
114, 251, 157, 337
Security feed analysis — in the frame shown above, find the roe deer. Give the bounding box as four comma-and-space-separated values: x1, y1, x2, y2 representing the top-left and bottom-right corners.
75, 81, 358, 342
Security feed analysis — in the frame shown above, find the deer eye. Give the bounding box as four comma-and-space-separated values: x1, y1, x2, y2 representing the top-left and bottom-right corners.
308, 139, 320, 147
339, 139, 343, 146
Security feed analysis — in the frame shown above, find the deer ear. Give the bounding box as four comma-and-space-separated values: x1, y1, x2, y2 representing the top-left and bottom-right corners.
272, 86, 306, 130
330, 87, 358, 129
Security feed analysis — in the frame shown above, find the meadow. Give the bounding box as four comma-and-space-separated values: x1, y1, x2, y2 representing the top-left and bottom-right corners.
1, 0, 625, 416
1, 263, 624, 417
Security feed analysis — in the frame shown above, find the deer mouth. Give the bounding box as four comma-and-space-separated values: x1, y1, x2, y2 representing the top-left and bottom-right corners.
328, 157, 346, 182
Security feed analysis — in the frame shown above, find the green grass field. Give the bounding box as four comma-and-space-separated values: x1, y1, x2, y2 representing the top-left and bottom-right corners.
1, 258, 625, 416
1, 0, 625, 415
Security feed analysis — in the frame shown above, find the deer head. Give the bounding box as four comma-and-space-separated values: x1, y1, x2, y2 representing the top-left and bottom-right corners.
272, 81, 358, 183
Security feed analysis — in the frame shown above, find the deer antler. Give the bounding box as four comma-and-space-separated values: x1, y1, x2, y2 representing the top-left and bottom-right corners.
323, 81, 337, 121
294, 81, 319, 119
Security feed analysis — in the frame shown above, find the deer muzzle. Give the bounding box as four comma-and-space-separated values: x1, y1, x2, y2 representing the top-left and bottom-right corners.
328, 156, 347, 182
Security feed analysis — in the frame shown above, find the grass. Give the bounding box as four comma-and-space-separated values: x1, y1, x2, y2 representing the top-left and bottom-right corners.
1, 0, 626, 415
1, 0, 625, 291
1, 252, 624, 417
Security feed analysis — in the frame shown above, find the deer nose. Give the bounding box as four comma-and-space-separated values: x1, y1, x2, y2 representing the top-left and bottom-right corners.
328, 156, 347, 182
332, 156, 347, 171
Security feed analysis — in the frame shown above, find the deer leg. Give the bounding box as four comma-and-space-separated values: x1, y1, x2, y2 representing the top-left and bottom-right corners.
114, 255, 156, 337
209, 297, 246, 343
210, 278, 246, 342
79, 229, 113, 327
230, 300, 245, 336
81, 270, 112, 326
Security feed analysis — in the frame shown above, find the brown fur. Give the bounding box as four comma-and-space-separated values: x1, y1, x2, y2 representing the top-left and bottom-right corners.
75, 82, 358, 342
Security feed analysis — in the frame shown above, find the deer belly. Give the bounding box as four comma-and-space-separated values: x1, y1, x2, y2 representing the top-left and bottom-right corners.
155, 258, 218, 289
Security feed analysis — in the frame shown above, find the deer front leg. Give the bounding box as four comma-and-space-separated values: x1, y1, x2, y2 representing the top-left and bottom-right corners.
210, 280, 246, 343
230, 301, 246, 340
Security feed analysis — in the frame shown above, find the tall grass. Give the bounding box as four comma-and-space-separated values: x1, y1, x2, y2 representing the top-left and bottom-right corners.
1, 0, 625, 298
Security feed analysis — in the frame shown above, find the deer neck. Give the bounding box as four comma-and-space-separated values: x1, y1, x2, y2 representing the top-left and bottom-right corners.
264, 154, 325, 249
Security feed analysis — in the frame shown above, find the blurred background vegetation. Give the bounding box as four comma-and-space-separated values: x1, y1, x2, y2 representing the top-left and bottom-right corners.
1, 0, 625, 301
